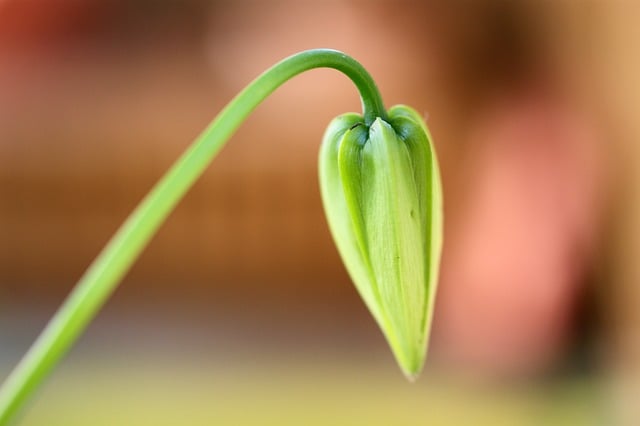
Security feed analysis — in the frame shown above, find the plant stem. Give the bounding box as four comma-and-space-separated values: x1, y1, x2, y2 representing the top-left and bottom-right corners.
0, 49, 386, 425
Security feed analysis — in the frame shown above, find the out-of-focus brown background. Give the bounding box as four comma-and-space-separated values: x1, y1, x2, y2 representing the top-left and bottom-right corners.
1, 1, 639, 425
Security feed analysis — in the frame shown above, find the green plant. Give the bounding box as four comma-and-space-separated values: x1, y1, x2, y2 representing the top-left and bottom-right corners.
0, 49, 442, 425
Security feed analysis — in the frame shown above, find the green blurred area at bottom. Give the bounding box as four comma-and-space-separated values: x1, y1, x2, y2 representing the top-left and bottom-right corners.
6, 356, 601, 426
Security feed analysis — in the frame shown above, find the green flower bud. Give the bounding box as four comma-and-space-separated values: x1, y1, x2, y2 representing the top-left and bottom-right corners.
319, 105, 443, 379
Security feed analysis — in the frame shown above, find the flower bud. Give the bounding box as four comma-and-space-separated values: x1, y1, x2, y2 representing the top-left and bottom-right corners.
319, 105, 443, 379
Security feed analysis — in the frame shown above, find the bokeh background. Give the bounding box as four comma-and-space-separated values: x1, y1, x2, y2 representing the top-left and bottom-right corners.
1, 1, 639, 425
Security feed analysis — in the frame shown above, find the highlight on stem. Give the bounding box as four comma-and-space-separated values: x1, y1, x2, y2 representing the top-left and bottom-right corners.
0, 48, 442, 425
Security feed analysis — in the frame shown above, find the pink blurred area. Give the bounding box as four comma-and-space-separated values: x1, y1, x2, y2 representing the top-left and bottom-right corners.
1, 0, 639, 424
435, 86, 606, 377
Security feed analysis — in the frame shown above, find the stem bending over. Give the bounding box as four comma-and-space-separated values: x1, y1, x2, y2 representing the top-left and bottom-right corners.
0, 49, 387, 425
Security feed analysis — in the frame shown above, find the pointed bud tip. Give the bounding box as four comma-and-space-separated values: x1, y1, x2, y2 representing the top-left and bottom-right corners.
401, 367, 422, 383
398, 359, 424, 383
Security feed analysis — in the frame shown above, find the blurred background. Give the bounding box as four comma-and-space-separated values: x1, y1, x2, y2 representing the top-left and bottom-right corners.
1, 0, 639, 425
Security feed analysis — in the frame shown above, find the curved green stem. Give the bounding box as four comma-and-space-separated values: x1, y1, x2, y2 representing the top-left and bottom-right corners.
0, 49, 386, 425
